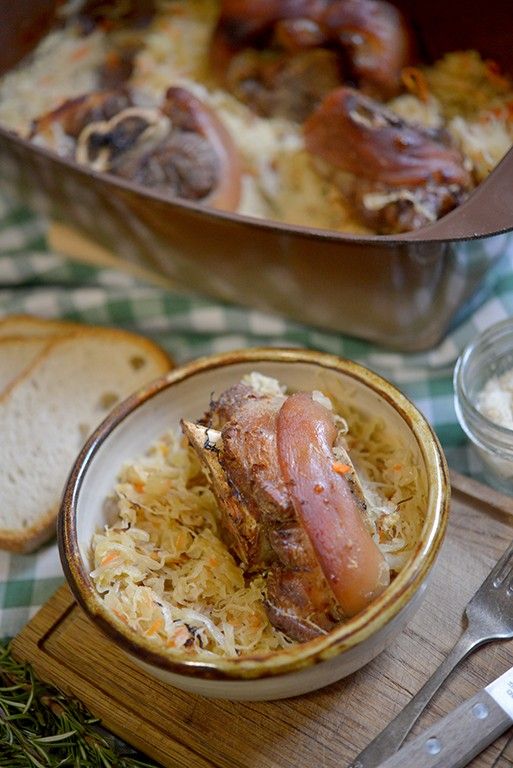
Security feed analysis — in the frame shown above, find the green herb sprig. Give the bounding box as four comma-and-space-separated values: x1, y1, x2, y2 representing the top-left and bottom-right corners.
0, 640, 161, 767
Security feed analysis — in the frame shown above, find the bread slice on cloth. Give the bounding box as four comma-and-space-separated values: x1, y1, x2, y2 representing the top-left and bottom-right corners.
0, 315, 112, 394
0, 328, 173, 553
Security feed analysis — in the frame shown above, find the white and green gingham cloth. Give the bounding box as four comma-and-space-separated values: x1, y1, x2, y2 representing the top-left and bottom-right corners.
1, 191, 512, 640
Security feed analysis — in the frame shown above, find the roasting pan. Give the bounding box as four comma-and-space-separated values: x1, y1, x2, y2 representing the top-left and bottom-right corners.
0, 0, 512, 351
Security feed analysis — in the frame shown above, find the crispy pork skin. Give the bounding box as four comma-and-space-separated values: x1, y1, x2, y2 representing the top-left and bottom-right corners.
277, 392, 389, 616
304, 86, 472, 232
183, 382, 390, 641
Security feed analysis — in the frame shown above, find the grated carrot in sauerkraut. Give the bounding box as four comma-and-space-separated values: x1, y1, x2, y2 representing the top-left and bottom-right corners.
91, 430, 291, 657
91, 375, 425, 659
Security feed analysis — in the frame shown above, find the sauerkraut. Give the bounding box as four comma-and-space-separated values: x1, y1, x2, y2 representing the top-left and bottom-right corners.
0, 2, 512, 234
91, 374, 425, 659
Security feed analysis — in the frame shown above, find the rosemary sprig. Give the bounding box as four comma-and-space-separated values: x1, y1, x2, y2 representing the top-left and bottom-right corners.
0, 640, 161, 767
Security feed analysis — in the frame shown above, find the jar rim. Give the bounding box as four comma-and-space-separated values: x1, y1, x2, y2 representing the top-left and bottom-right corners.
454, 318, 513, 449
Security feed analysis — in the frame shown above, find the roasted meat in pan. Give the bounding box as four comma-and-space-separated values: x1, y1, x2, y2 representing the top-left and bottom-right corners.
320, 0, 413, 99
210, 0, 413, 119
304, 86, 473, 233
221, 47, 342, 122
30, 86, 242, 211
182, 381, 389, 642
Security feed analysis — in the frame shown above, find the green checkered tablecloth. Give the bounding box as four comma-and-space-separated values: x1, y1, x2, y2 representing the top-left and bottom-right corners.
1, 191, 512, 641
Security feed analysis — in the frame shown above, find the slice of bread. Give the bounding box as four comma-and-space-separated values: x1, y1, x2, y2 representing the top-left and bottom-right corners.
0, 336, 53, 394
0, 328, 173, 553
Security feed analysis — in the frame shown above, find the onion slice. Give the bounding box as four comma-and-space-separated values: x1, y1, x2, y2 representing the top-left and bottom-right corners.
276, 392, 389, 616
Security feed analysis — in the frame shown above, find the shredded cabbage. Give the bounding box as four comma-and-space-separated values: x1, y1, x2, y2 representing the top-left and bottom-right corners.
91, 375, 426, 659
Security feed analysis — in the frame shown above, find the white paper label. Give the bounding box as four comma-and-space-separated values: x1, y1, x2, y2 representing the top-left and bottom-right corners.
486, 669, 513, 719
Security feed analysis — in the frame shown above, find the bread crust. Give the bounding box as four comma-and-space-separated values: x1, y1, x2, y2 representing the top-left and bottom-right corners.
0, 335, 54, 396
0, 506, 59, 554
0, 314, 85, 337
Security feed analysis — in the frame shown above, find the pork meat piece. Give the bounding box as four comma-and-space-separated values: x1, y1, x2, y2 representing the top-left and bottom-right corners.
183, 381, 387, 641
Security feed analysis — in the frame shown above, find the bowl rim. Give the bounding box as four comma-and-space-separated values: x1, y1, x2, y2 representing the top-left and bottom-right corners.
58, 347, 450, 681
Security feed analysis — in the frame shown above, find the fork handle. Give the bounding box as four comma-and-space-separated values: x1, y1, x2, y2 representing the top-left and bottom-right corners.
348, 632, 484, 768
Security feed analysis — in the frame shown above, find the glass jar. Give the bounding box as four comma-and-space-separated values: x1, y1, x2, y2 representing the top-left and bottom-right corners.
454, 317, 513, 495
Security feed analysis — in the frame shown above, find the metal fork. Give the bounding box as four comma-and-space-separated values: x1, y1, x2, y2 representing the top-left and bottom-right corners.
348, 538, 513, 768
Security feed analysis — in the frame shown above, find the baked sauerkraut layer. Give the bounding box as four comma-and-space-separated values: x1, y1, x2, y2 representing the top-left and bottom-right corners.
0, 2, 512, 234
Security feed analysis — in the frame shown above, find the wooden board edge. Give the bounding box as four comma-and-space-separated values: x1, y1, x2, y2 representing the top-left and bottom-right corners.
11, 585, 75, 660
450, 469, 513, 517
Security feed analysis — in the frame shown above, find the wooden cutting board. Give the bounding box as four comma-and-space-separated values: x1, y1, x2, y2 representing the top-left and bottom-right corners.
11, 471, 513, 768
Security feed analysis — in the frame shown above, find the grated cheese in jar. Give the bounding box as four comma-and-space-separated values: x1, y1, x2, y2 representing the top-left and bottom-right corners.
476, 368, 513, 430
454, 319, 513, 494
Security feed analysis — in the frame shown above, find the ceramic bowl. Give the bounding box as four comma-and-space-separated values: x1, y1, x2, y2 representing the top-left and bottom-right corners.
58, 348, 450, 700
